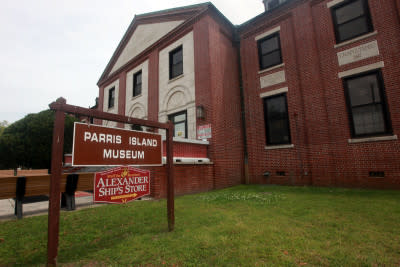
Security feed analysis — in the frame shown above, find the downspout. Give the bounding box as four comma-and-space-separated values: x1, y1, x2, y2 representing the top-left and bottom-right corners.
234, 29, 250, 185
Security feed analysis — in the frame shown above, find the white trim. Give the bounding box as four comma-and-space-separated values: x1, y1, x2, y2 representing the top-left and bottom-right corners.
338, 61, 384, 78
327, 0, 345, 8
168, 74, 184, 84
260, 87, 288, 98
265, 144, 294, 150
255, 26, 281, 41
71, 122, 163, 167
334, 31, 378, 49
161, 136, 209, 145
258, 63, 285, 75
162, 157, 212, 165
348, 135, 398, 144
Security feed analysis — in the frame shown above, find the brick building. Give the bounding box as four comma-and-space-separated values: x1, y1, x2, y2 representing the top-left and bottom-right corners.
97, 0, 400, 195
239, 0, 400, 189
96, 3, 244, 197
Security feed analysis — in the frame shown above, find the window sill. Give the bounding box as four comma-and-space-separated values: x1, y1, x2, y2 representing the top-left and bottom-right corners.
168, 74, 184, 84
162, 157, 213, 165
258, 63, 285, 75
131, 94, 142, 101
265, 144, 294, 150
161, 136, 209, 145
334, 31, 378, 49
348, 135, 397, 144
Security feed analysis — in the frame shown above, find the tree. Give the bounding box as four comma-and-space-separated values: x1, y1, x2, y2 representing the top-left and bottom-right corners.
0, 120, 8, 136
0, 110, 78, 169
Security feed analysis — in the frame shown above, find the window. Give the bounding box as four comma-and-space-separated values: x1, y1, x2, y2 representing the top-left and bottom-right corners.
108, 87, 115, 109
131, 124, 143, 131
263, 93, 291, 145
133, 71, 142, 97
168, 110, 187, 138
169, 46, 183, 79
344, 71, 392, 137
257, 32, 282, 70
331, 0, 373, 43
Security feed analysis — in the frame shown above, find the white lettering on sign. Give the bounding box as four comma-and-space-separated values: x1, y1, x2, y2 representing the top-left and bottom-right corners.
73, 122, 162, 166
103, 149, 145, 159
84, 132, 122, 144
128, 137, 158, 146
96, 175, 149, 197
197, 124, 212, 139
337, 40, 379, 66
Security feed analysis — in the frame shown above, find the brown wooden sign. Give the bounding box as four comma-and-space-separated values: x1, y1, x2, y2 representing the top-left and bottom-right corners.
94, 166, 150, 204
72, 122, 162, 166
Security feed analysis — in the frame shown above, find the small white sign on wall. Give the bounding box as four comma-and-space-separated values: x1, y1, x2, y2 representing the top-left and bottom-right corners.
337, 40, 379, 66
197, 124, 212, 140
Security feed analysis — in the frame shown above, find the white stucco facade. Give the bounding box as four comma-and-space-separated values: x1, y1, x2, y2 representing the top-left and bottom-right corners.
102, 79, 119, 128
158, 31, 196, 139
110, 20, 184, 74
124, 60, 149, 130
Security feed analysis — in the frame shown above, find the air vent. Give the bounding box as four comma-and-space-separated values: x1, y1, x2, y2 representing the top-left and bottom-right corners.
369, 171, 384, 178
276, 171, 286, 176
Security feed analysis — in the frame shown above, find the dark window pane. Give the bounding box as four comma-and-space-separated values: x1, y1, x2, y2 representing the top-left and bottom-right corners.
332, 0, 373, 42
335, 0, 364, 24
108, 88, 115, 109
352, 105, 386, 135
172, 50, 182, 64
261, 50, 281, 69
264, 94, 291, 145
172, 62, 183, 78
134, 84, 141, 96
131, 124, 143, 131
267, 95, 287, 115
268, 118, 290, 144
170, 46, 183, 79
337, 17, 369, 41
260, 36, 279, 55
344, 71, 392, 137
174, 113, 186, 122
136, 72, 141, 84
133, 71, 142, 97
258, 33, 282, 70
347, 74, 379, 106
168, 110, 187, 138
174, 122, 186, 138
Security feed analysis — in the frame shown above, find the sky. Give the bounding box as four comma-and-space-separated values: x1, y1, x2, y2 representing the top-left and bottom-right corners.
0, 0, 264, 124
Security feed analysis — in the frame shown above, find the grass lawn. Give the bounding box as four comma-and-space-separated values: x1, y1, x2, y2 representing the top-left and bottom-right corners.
1, 185, 400, 266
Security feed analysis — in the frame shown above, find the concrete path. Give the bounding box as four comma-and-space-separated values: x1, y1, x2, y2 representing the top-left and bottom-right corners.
0, 194, 99, 221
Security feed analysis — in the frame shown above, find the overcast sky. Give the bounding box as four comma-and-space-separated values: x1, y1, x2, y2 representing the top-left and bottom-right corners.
0, 0, 264, 124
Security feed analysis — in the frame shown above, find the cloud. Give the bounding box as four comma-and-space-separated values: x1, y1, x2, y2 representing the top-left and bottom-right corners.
0, 0, 263, 123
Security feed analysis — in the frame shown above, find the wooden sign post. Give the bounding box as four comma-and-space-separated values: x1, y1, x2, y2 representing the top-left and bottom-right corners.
47, 98, 174, 266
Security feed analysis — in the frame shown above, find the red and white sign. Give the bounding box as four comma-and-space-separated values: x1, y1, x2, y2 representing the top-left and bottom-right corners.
72, 122, 162, 166
197, 124, 212, 139
94, 166, 150, 204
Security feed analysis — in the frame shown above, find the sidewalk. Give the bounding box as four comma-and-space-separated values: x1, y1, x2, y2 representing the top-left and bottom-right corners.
0, 193, 99, 221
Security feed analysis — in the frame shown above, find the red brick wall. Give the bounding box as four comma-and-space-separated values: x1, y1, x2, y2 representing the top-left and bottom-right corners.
161, 141, 207, 158
147, 164, 214, 198
202, 15, 245, 188
95, 11, 245, 198
148, 51, 159, 123
240, 0, 400, 189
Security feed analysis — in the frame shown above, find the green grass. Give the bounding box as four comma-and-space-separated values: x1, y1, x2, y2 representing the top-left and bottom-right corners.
1, 185, 400, 266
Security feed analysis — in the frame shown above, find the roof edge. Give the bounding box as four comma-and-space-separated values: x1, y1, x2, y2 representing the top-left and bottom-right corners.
97, 2, 213, 85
